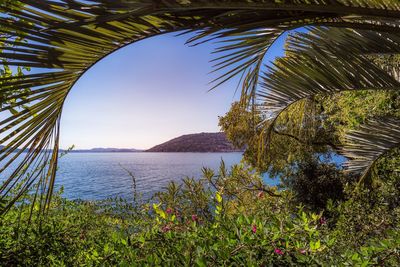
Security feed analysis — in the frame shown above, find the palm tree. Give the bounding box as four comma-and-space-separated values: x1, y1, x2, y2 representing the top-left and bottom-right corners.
0, 0, 399, 215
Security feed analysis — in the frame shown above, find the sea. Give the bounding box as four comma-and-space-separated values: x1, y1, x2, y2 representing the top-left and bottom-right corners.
1, 152, 278, 201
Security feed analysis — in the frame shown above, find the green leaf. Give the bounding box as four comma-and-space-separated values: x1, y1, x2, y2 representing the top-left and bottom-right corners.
215, 192, 222, 203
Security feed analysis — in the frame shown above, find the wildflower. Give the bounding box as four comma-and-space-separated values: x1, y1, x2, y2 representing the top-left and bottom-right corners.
191, 214, 198, 222
161, 225, 171, 233
166, 208, 173, 214
299, 249, 306, 254
319, 217, 327, 225
251, 224, 257, 233
257, 191, 265, 198
274, 248, 284, 255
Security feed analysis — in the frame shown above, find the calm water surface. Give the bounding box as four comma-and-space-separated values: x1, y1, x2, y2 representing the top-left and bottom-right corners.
1, 152, 278, 201
55, 152, 269, 200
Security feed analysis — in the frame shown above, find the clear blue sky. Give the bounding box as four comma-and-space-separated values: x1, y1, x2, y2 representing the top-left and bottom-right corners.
59, 32, 286, 150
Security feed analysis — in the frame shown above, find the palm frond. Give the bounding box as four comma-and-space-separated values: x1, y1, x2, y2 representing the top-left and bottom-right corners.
253, 26, 400, 175
0, 0, 192, 215
341, 117, 400, 178
255, 27, 400, 162
258, 28, 400, 116
181, 0, 400, 103
53, 1, 400, 102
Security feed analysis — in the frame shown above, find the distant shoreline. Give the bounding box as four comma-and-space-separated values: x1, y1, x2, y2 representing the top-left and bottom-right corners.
6, 150, 244, 154
9, 132, 244, 153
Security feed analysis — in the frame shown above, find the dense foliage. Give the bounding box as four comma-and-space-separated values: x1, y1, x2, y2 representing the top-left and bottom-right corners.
1, 163, 399, 266
219, 62, 400, 209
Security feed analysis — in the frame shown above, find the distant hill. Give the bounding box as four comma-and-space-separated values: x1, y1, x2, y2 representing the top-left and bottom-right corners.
146, 132, 242, 152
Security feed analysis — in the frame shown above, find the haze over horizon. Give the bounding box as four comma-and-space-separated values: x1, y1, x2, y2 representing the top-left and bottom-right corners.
59, 32, 286, 150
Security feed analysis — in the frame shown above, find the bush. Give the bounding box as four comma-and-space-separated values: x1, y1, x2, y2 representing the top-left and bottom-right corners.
282, 158, 347, 212
0, 163, 399, 266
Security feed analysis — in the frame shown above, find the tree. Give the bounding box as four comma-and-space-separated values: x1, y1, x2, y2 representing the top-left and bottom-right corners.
256, 28, 400, 180
1, 1, 400, 214
220, 56, 400, 206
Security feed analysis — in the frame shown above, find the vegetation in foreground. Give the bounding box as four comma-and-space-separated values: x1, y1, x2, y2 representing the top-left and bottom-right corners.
1, 162, 399, 266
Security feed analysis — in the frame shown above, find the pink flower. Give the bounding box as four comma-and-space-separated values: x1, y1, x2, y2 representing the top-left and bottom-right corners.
191, 214, 198, 222
274, 249, 284, 255
319, 217, 327, 225
251, 224, 257, 233
161, 225, 171, 233
166, 208, 173, 214
299, 249, 306, 254
257, 191, 265, 198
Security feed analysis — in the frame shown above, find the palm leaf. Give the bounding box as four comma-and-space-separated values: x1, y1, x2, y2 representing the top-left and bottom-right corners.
255, 27, 400, 164
183, 1, 400, 104
341, 117, 400, 179
0, 1, 192, 215
258, 28, 400, 115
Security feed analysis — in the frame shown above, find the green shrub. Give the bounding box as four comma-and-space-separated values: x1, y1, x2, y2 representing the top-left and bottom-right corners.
1, 163, 399, 266
283, 158, 348, 212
